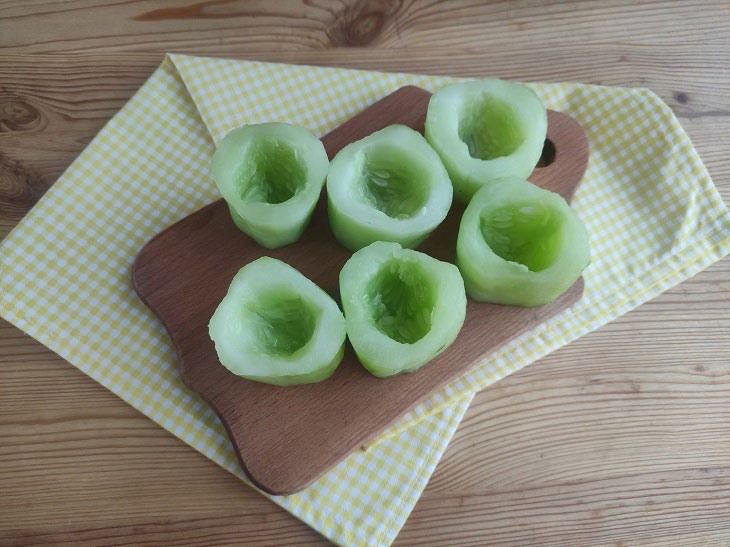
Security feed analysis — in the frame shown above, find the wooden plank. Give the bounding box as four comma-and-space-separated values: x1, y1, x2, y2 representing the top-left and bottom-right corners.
1, 0, 728, 53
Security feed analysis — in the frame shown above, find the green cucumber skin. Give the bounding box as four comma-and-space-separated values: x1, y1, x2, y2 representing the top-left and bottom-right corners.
456, 177, 590, 307
361, 339, 449, 378
242, 342, 344, 386
340, 241, 467, 377
211, 123, 328, 249
456, 253, 559, 307
425, 79, 547, 203
326, 193, 429, 252
228, 202, 314, 249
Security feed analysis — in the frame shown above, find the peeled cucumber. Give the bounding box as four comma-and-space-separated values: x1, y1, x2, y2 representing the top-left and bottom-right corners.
327, 124, 453, 251
456, 176, 590, 307
339, 241, 466, 377
211, 123, 328, 248
209, 257, 346, 386
425, 79, 547, 203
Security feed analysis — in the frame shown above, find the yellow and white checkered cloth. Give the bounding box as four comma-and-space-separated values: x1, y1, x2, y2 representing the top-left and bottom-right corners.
1, 54, 729, 546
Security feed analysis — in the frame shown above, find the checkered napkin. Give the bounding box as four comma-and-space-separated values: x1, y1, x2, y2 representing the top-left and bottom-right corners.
1, 54, 728, 546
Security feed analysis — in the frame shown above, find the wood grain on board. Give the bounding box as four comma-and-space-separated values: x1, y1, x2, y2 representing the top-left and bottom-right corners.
132, 86, 588, 494
1, 0, 729, 544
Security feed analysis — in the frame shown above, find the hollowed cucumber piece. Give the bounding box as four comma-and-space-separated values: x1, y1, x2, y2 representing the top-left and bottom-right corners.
340, 241, 466, 377
425, 79, 547, 203
456, 177, 590, 307
209, 257, 346, 386
211, 123, 328, 248
327, 124, 453, 251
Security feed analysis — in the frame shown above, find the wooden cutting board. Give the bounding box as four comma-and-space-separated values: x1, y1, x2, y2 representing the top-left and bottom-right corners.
132, 86, 589, 495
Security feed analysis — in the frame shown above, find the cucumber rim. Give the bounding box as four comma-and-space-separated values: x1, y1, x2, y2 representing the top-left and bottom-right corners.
209, 257, 346, 385
211, 123, 329, 248
327, 124, 453, 251
425, 79, 547, 203
340, 241, 466, 377
457, 176, 590, 307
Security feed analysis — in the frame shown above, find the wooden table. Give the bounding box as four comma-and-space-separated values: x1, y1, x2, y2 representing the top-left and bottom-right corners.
1, 1, 729, 544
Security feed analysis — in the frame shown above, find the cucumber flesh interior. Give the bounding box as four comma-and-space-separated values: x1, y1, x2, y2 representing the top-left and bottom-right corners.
456, 176, 590, 307
459, 93, 525, 161
327, 124, 453, 251
480, 202, 561, 272
425, 80, 547, 204
366, 259, 435, 344
236, 138, 306, 204
339, 241, 467, 377
245, 290, 316, 356
358, 146, 429, 219
209, 257, 346, 385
